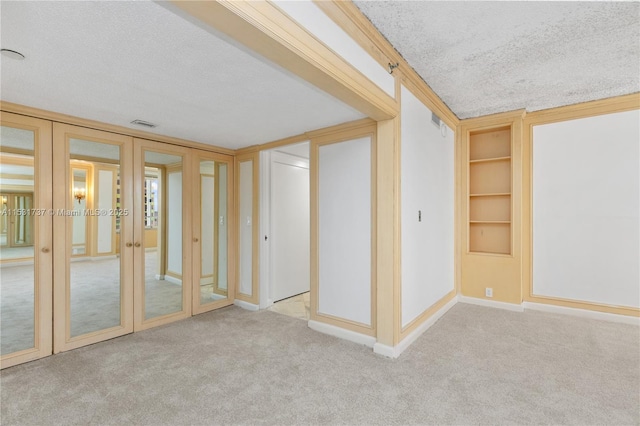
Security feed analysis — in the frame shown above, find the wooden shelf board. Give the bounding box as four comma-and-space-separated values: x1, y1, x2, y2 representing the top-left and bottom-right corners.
469, 156, 511, 163
467, 251, 512, 257
469, 221, 510, 224
469, 192, 511, 197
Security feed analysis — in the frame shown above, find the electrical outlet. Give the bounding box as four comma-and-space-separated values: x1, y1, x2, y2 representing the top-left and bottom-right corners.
485, 288, 493, 298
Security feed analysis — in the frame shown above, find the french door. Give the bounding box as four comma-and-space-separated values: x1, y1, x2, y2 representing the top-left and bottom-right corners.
191, 150, 235, 315
52, 124, 134, 352
1, 117, 235, 367
0, 112, 52, 369
133, 139, 192, 330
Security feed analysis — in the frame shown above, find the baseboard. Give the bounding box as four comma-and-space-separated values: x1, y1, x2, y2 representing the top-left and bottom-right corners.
397, 296, 458, 356
523, 302, 640, 325
164, 275, 182, 286
234, 299, 260, 311
308, 320, 376, 348
372, 343, 395, 358
373, 296, 458, 359
458, 295, 524, 312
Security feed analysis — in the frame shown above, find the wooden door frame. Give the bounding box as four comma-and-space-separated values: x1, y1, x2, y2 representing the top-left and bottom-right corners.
133, 138, 193, 331
52, 123, 134, 354
0, 112, 53, 369
191, 150, 236, 316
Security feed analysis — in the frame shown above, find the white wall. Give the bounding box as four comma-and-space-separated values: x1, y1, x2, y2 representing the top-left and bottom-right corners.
96, 170, 113, 254
166, 170, 182, 276
239, 160, 254, 296
400, 85, 455, 327
318, 136, 371, 326
272, 0, 395, 98
533, 109, 640, 308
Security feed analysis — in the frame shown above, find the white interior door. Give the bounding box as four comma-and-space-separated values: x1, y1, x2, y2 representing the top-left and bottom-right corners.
270, 152, 310, 302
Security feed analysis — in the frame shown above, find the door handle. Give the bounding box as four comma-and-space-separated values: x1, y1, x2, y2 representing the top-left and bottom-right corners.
126, 242, 133, 248
41, 247, 50, 253
193, 237, 199, 243
134, 242, 141, 247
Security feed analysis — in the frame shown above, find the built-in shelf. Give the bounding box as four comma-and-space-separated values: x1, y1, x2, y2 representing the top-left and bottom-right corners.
468, 126, 512, 255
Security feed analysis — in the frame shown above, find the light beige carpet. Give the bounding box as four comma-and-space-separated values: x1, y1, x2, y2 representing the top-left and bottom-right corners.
0, 252, 183, 355
1, 303, 638, 425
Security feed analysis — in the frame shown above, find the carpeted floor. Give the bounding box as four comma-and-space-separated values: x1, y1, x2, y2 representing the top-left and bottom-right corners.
0, 252, 184, 355
1, 303, 638, 425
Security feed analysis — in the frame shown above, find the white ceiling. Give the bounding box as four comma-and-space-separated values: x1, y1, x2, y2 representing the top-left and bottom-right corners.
0, 1, 364, 150
274, 141, 310, 159
354, 1, 640, 119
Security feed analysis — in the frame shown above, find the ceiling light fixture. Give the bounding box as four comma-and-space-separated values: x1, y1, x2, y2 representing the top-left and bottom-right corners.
130, 119, 158, 129
1, 49, 25, 60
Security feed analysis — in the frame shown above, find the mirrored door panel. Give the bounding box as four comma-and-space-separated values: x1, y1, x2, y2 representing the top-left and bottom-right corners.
0, 113, 52, 369
192, 152, 234, 315
134, 140, 191, 330
53, 124, 133, 353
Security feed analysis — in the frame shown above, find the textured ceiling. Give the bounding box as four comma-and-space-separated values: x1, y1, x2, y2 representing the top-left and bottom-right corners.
0, 1, 364, 149
354, 1, 640, 119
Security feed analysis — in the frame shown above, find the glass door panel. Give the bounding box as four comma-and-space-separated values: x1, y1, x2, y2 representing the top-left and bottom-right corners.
0, 114, 52, 369
53, 124, 133, 353
192, 153, 234, 315
134, 140, 191, 330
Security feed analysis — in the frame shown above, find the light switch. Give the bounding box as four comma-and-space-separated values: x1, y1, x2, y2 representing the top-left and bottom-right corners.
246, 216, 251, 226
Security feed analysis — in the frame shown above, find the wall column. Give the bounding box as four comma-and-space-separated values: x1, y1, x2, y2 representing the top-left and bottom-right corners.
374, 117, 400, 352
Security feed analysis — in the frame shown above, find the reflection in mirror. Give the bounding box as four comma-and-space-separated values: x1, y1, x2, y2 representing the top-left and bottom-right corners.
71, 169, 87, 255
68, 138, 121, 337
199, 161, 228, 305
144, 151, 183, 320
0, 126, 36, 355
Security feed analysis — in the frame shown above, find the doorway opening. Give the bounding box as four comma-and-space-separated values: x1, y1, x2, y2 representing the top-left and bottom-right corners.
260, 141, 311, 320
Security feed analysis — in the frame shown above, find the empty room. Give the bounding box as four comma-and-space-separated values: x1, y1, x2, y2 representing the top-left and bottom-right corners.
1, 1, 638, 425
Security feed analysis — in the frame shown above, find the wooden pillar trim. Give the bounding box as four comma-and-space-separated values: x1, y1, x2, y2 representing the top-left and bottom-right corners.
167, 0, 398, 121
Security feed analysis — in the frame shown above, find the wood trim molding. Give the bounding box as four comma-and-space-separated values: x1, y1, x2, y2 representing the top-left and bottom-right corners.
235, 134, 308, 156
191, 151, 236, 315
460, 109, 527, 129
312, 313, 375, 337
524, 92, 640, 126
305, 117, 376, 141
0, 101, 235, 156
525, 295, 639, 318
375, 117, 400, 346
522, 93, 640, 316
315, 0, 459, 129
168, 0, 397, 122
234, 152, 260, 305
309, 122, 378, 336
399, 290, 457, 341
133, 139, 194, 332
235, 118, 376, 156
0, 113, 53, 369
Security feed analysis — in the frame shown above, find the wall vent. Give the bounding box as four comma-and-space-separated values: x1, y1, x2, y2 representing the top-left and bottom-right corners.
431, 112, 441, 128
130, 119, 158, 129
